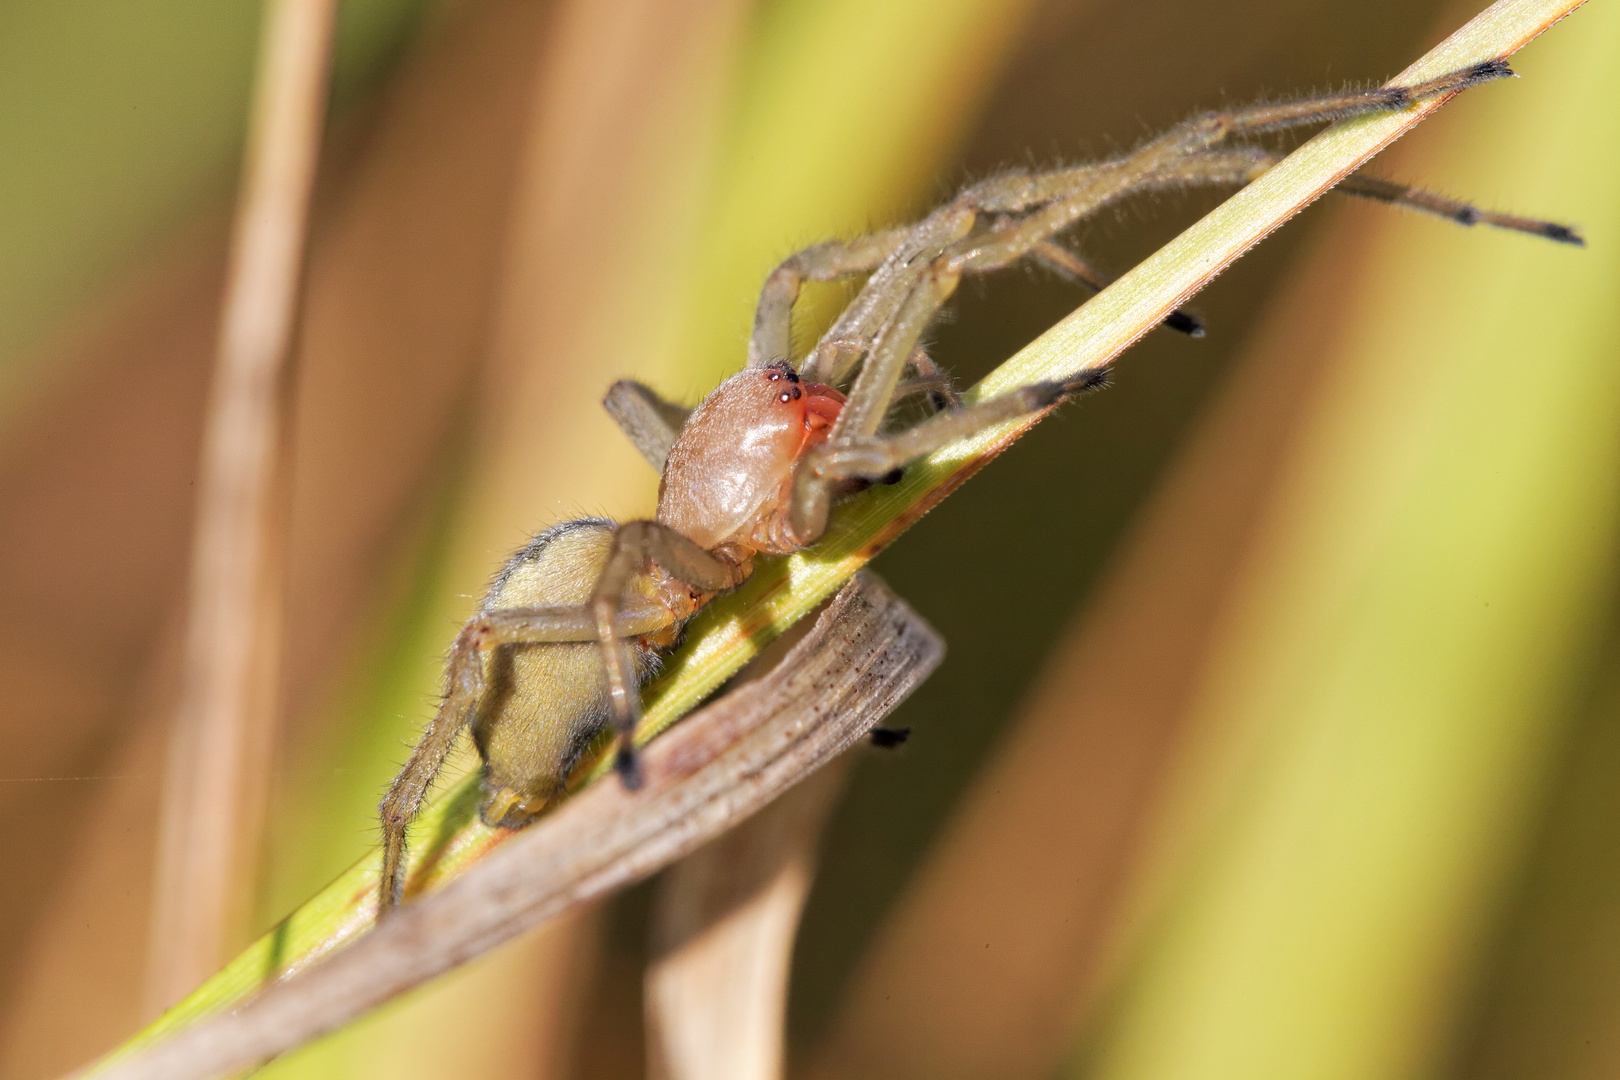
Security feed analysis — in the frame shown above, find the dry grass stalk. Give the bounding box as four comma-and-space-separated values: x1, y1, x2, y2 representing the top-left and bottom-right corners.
147, 0, 337, 1013
647, 757, 851, 1080
78, 572, 942, 1080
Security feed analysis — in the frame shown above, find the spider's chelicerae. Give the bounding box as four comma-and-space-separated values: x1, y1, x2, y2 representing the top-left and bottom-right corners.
377, 58, 1580, 913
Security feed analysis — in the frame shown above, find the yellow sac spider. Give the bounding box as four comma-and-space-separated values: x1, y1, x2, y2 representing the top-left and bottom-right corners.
377, 58, 1580, 914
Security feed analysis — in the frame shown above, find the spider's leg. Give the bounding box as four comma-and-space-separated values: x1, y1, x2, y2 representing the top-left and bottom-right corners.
751, 230, 908, 370
591, 522, 742, 787
1129, 146, 1584, 243
791, 262, 961, 542
1032, 241, 1206, 337
379, 645, 479, 915
377, 599, 672, 915
894, 346, 961, 413
803, 207, 976, 385
965, 62, 1513, 221
604, 380, 692, 473
1182, 61, 1513, 142
799, 161, 1179, 391
1332, 171, 1584, 244
833, 262, 959, 440
943, 62, 1515, 277
798, 367, 1114, 497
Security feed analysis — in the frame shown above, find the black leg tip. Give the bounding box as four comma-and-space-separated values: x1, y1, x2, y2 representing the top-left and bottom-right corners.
1066, 368, 1111, 395
870, 726, 912, 749
878, 467, 906, 486
615, 745, 644, 790
1026, 380, 1068, 408
1031, 368, 1110, 408
1540, 222, 1586, 247
1164, 309, 1206, 338
1469, 58, 1514, 83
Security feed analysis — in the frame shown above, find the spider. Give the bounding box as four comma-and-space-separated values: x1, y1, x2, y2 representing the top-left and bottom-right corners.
377, 58, 1579, 913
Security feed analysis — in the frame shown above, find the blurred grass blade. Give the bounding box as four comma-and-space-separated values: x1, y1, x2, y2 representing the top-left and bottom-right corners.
647, 760, 851, 1080
150, 0, 336, 1012
1065, 5, 1620, 1079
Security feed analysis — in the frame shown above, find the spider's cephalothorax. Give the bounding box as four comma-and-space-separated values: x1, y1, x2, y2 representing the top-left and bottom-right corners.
376, 58, 1581, 913
656, 361, 845, 559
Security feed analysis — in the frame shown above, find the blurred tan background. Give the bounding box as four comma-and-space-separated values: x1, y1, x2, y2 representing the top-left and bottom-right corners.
0, 0, 1615, 1077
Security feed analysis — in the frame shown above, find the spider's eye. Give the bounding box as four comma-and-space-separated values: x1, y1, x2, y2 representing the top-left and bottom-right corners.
779, 391, 793, 403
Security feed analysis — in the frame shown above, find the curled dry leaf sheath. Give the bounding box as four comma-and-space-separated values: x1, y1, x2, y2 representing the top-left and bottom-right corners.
79, 572, 943, 1080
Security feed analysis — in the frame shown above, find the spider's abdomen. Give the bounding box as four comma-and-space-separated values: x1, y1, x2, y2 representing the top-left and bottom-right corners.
657, 363, 843, 554
469, 519, 657, 826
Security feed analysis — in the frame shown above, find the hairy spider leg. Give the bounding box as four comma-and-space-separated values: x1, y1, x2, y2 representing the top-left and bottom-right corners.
1101, 145, 1584, 245
786, 61, 1536, 544
825, 369, 1113, 484
781, 62, 1529, 452
853, 68, 1503, 422
1330, 169, 1584, 243
377, 594, 673, 911
749, 228, 910, 370
800, 207, 978, 386
788, 266, 962, 541
590, 521, 743, 786
959, 60, 1515, 225
937, 61, 1516, 282
892, 346, 963, 413
757, 65, 1410, 388
603, 379, 694, 472
1030, 241, 1207, 336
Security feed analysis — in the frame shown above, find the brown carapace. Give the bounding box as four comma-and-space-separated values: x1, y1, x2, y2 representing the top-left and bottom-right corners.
377, 58, 1581, 914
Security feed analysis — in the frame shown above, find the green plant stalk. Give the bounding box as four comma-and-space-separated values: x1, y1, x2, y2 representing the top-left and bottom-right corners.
108, 0, 1581, 1060
1073, 4, 1616, 1077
